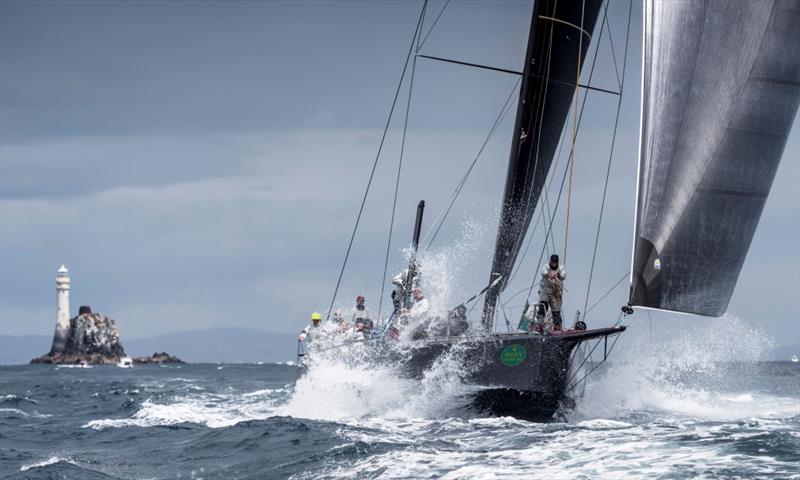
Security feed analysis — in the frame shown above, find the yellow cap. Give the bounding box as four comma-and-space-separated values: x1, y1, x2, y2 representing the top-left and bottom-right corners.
311, 312, 322, 321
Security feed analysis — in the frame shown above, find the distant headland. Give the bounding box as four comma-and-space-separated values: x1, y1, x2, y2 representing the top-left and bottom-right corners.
30, 265, 183, 365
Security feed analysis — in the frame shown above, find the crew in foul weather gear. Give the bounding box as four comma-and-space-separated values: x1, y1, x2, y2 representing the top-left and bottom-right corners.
299, 312, 322, 342
407, 288, 430, 318
538, 254, 566, 330
351, 295, 373, 336
391, 270, 407, 313
331, 308, 351, 334
400, 288, 431, 339
447, 304, 470, 336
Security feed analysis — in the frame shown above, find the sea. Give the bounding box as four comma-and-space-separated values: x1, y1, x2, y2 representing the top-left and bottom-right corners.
1, 328, 799, 479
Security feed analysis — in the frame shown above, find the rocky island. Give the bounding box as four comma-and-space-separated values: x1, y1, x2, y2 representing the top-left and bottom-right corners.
30, 306, 184, 365
31, 307, 125, 364
132, 352, 184, 364
30, 266, 183, 365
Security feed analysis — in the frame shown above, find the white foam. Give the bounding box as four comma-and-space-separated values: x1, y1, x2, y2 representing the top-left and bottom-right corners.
0, 407, 51, 418
301, 415, 798, 480
572, 315, 799, 422
20, 456, 77, 471
281, 332, 478, 422
84, 387, 285, 430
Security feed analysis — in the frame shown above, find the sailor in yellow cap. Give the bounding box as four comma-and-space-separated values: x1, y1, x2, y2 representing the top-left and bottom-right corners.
299, 311, 323, 342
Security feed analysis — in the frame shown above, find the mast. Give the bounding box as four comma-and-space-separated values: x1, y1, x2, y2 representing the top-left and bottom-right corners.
403, 200, 425, 308
482, 0, 603, 331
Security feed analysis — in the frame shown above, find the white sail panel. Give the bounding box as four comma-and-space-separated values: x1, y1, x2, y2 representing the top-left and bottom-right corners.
630, 0, 800, 316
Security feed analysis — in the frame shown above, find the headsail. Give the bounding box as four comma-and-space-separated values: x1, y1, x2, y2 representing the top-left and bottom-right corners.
630, 0, 800, 316
482, 0, 603, 330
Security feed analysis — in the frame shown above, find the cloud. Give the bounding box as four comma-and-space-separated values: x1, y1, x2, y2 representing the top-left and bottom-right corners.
0, 0, 797, 345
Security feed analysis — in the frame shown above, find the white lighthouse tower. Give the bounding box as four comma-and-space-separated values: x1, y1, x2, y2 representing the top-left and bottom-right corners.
51, 264, 71, 353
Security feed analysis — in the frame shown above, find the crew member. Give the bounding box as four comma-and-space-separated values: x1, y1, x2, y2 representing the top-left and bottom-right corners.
538, 254, 566, 330
299, 312, 323, 342
407, 288, 430, 319
402, 287, 431, 339
390, 270, 407, 313
448, 304, 470, 336
351, 295, 373, 336
331, 308, 350, 334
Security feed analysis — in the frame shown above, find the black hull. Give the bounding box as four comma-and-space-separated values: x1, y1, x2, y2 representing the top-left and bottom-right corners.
383, 327, 625, 420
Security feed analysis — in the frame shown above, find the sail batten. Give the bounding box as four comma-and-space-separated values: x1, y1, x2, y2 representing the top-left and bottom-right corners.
629, 0, 800, 317
482, 0, 604, 330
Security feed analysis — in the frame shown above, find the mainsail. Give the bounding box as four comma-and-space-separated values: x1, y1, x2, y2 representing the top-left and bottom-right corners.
482, 0, 603, 330
630, 0, 800, 316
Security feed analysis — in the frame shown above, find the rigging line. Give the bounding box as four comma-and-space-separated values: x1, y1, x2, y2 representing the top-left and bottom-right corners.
415, 0, 429, 52
379, 55, 418, 318
416, 54, 621, 95
506, 178, 550, 287
508, 0, 611, 287
562, 0, 586, 266
603, 9, 622, 90
420, 78, 519, 249
422, 76, 521, 252
505, 0, 559, 293
505, 97, 574, 287
325, 3, 427, 321
522, 0, 611, 300
565, 334, 605, 387
525, 124, 576, 301
542, 175, 557, 254
416, 0, 451, 53
581, 0, 633, 319
566, 330, 622, 392
416, 54, 522, 76
500, 285, 531, 308
584, 270, 628, 315
499, 301, 512, 332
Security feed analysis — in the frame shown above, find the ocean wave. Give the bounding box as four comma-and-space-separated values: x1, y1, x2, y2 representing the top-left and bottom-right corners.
20, 456, 78, 471
0, 407, 51, 418
83, 387, 287, 430
0, 394, 39, 406
296, 419, 800, 480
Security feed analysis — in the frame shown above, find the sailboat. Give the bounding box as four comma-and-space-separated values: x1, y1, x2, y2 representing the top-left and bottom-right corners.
310, 0, 800, 420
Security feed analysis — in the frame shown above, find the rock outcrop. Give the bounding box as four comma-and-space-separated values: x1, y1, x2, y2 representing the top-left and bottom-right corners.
31, 312, 126, 364
133, 352, 184, 364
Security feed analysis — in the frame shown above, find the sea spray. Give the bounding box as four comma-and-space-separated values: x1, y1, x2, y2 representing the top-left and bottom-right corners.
280, 215, 497, 421
282, 329, 478, 420
571, 314, 797, 421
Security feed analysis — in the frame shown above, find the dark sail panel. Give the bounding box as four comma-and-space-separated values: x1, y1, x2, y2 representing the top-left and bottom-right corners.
630, 0, 800, 316
482, 0, 603, 329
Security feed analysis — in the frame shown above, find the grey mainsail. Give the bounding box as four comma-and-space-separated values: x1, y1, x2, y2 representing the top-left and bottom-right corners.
482, 0, 603, 330
630, 0, 800, 316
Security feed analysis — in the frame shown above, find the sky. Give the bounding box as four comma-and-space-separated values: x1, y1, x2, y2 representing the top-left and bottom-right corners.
1, 0, 798, 351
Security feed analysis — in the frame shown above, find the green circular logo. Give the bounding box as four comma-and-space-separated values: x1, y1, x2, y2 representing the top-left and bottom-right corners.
500, 344, 527, 367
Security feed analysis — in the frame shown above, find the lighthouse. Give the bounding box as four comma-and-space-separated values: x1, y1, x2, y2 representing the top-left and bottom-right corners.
51, 264, 71, 353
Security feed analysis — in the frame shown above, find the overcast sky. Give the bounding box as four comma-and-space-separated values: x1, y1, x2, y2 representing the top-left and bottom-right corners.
1, 1, 798, 350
